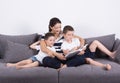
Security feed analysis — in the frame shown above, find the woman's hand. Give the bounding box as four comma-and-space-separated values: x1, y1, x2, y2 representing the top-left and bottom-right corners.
47, 52, 55, 58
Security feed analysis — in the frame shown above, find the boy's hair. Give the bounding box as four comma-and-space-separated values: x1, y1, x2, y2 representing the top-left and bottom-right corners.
44, 32, 54, 40
63, 25, 74, 34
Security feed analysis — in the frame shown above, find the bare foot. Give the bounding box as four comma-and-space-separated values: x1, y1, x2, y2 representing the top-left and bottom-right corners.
57, 64, 67, 71
61, 65, 67, 69
104, 64, 111, 70
110, 51, 116, 59
6, 63, 16, 67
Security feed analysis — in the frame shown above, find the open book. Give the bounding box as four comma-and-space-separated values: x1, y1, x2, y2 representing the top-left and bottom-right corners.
65, 44, 88, 59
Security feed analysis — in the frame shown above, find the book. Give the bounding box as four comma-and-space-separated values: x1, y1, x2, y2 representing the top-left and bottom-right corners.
65, 44, 88, 59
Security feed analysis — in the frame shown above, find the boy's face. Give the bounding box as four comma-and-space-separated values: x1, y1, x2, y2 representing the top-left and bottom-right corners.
64, 31, 74, 41
45, 36, 55, 47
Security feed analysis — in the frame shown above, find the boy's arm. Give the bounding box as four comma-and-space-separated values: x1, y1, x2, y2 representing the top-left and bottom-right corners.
74, 35, 86, 55
30, 40, 41, 49
62, 49, 69, 55
53, 51, 66, 60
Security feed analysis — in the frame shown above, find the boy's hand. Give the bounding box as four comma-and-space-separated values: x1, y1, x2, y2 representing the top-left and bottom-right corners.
78, 50, 85, 55
71, 47, 78, 51
56, 54, 66, 60
82, 46, 87, 51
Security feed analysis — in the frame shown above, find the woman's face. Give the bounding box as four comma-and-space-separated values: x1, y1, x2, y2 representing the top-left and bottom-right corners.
50, 23, 61, 34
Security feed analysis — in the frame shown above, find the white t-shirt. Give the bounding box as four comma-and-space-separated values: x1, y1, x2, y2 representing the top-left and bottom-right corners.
61, 38, 80, 51
34, 45, 56, 64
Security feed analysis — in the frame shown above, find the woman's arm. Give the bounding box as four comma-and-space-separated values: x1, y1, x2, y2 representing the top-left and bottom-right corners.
40, 40, 54, 56
40, 40, 65, 60
74, 35, 85, 47
30, 40, 41, 49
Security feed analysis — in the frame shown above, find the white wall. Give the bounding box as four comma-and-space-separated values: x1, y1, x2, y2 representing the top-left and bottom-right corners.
0, 0, 120, 38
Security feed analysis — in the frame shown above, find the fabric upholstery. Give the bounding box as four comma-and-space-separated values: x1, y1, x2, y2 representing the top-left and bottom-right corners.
112, 38, 120, 51
59, 59, 120, 83
0, 33, 38, 45
0, 63, 58, 83
0, 39, 37, 62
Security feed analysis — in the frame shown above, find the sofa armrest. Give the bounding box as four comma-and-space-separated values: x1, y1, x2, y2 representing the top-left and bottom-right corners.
112, 38, 120, 51
112, 38, 120, 64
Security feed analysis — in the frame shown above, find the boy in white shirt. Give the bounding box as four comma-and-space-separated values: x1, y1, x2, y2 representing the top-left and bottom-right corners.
61, 25, 112, 70
7, 32, 64, 69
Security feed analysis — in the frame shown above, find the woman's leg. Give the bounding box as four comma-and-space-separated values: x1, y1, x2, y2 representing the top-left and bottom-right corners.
6, 59, 33, 67
16, 61, 39, 69
86, 58, 111, 70
89, 40, 115, 58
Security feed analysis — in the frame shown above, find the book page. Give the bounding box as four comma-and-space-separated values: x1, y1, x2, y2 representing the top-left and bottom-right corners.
65, 44, 88, 59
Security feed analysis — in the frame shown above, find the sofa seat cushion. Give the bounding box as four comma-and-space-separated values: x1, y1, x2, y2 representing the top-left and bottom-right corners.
59, 59, 120, 83
0, 39, 38, 62
0, 63, 58, 83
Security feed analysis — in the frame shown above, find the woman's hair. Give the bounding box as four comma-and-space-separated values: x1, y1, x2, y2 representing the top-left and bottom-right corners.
48, 17, 61, 32
63, 25, 74, 34
44, 32, 55, 40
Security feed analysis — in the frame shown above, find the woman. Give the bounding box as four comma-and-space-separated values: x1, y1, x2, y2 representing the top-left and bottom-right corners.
40, 17, 115, 69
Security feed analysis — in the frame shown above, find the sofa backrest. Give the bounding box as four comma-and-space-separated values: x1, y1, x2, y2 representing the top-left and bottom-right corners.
0, 33, 116, 63
0, 33, 41, 63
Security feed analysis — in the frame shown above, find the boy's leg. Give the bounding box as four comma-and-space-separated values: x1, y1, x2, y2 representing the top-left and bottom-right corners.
7, 59, 33, 67
89, 40, 115, 58
65, 55, 86, 67
43, 57, 62, 69
16, 61, 39, 69
86, 58, 111, 70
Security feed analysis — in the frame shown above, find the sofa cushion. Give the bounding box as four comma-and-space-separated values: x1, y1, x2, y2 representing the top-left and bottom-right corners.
0, 63, 58, 83
85, 34, 115, 58
59, 59, 120, 83
0, 39, 37, 63
0, 33, 38, 45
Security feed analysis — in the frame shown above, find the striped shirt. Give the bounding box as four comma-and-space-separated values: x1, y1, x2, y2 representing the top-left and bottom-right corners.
54, 35, 64, 53
41, 33, 64, 53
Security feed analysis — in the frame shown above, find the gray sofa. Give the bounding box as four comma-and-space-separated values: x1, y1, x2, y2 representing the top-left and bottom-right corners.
0, 33, 120, 83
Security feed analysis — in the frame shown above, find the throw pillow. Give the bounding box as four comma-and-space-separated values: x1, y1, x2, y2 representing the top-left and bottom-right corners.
0, 39, 38, 63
